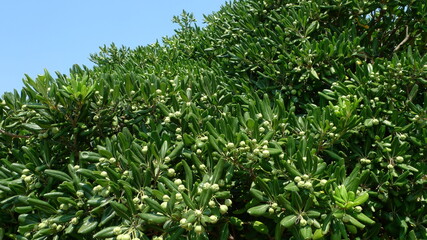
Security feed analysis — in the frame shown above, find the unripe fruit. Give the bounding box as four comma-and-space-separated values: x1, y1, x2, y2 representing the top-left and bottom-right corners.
304, 181, 312, 189
194, 225, 204, 234
24, 176, 33, 183
342, 215, 350, 223
227, 142, 235, 149
395, 156, 404, 163
372, 118, 379, 125
209, 200, 216, 208
195, 209, 202, 217
203, 183, 211, 190
180, 218, 187, 226
218, 179, 225, 187
174, 179, 182, 185
354, 206, 363, 213
224, 199, 232, 207
142, 146, 148, 154
167, 168, 176, 177
219, 205, 228, 214
70, 217, 78, 225
262, 149, 270, 158
176, 193, 183, 201
320, 179, 327, 186
299, 218, 307, 226
209, 215, 218, 224
211, 183, 220, 192
113, 227, 122, 235
178, 184, 186, 191
294, 176, 302, 183
38, 222, 47, 229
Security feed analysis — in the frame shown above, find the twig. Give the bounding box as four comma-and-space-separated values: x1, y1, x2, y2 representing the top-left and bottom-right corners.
0, 129, 31, 139
393, 25, 409, 52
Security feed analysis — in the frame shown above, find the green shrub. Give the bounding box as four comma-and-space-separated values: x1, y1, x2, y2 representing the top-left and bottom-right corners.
0, 0, 426, 239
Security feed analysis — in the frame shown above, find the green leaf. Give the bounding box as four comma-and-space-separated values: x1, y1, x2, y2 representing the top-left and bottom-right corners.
253, 221, 269, 235
219, 223, 230, 240
267, 148, 282, 156
212, 158, 225, 183
249, 188, 266, 201
354, 213, 375, 225
310, 68, 319, 79
255, 177, 273, 199
364, 119, 373, 127
305, 21, 319, 35
139, 213, 169, 224
280, 215, 297, 228
408, 84, 418, 101
397, 164, 419, 172
181, 192, 196, 210
324, 150, 343, 161
347, 214, 365, 229
93, 226, 118, 238
313, 229, 324, 240
144, 198, 167, 215
182, 160, 193, 192
352, 192, 369, 206
247, 204, 269, 216
22, 123, 42, 131
110, 201, 131, 220
45, 169, 72, 182
77, 216, 98, 234
300, 225, 313, 240
168, 142, 184, 158
27, 198, 56, 214
284, 182, 299, 192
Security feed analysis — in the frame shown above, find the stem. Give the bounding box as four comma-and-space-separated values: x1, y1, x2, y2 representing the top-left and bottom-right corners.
0, 129, 30, 139
393, 25, 410, 52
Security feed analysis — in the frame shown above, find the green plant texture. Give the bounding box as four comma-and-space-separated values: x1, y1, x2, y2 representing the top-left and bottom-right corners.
0, 0, 426, 239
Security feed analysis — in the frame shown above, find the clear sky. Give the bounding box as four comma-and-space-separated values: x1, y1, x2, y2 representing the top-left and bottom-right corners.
0, 1, 227, 95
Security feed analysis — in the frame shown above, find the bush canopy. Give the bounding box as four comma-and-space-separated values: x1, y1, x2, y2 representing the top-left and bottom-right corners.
0, 0, 426, 239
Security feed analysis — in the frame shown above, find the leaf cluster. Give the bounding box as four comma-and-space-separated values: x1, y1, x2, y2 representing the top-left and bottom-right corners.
0, 0, 426, 239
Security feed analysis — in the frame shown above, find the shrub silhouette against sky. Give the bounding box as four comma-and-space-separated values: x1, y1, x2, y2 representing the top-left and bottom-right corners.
0, 0, 426, 239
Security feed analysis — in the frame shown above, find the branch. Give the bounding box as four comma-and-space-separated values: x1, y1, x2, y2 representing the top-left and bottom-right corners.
393, 25, 409, 52
0, 129, 31, 139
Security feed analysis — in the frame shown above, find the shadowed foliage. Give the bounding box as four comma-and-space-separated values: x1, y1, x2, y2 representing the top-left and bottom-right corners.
0, 0, 426, 239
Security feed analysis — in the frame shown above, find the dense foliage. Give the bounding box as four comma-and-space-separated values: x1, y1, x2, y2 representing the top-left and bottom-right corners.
0, 0, 426, 239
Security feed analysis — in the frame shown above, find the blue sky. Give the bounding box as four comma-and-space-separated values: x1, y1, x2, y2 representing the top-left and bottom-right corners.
0, 1, 227, 95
